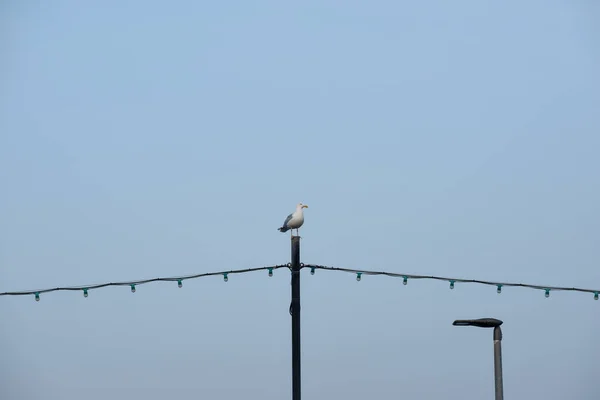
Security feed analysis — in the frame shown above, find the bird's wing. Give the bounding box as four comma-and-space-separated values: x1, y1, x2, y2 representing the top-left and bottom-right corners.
282, 213, 294, 227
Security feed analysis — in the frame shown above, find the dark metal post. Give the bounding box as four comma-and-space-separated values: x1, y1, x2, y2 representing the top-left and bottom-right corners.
493, 326, 504, 400
291, 236, 301, 400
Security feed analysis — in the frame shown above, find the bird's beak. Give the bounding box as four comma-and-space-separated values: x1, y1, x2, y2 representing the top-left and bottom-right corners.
302, 205, 308, 209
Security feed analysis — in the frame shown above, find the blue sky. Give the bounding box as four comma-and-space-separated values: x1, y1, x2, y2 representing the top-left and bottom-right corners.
1, 1, 599, 399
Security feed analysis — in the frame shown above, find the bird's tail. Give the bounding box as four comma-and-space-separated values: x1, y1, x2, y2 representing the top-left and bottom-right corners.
278, 226, 290, 232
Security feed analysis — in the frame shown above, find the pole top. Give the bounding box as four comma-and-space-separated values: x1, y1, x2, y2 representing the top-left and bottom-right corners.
453, 318, 503, 328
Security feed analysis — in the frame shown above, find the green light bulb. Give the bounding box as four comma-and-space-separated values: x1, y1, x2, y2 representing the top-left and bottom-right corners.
83, 288, 88, 298
497, 284, 502, 294
403, 276, 408, 285
449, 280, 455, 290
356, 272, 362, 281
34, 292, 40, 302
594, 292, 598, 301
223, 273, 228, 282
544, 289, 550, 298
310, 267, 315, 275
130, 284, 136, 293
268, 268, 273, 277
177, 279, 182, 288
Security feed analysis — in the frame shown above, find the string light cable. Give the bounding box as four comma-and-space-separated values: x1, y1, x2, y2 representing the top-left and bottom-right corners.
306, 264, 599, 301
0, 265, 290, 302
0, 263, 598, 302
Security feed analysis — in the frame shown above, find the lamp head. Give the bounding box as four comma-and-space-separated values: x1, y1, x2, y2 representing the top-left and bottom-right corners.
453, 318, 503, 328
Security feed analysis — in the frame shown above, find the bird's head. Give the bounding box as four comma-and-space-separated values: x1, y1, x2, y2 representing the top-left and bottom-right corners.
298, 203, 308, 209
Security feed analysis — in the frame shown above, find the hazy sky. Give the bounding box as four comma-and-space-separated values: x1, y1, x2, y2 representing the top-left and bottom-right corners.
1, 1, 599, 399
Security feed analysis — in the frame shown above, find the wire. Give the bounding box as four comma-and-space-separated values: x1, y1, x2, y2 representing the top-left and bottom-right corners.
305, 264, 600, 296
0, 265, 289, 296
0, 263, 598, 300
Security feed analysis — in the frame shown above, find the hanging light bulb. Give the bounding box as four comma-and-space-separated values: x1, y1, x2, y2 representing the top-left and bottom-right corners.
223, 273, 228, 282
497, 284, 502, 294
268, 268, 273, 277
545, 288, 550, 298
402, 276, 408, 285
177, 279, 183, 288
34, 292, 40, 302
83, 288, 89, 298
594, 292, 598, 301
310, 267, 315, 275
449, 280, 455, 290
356, 272, 362, 282
130, 284, 136, 293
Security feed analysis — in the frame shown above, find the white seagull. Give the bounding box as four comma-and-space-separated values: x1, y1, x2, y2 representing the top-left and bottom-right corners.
278, 203, 309, 236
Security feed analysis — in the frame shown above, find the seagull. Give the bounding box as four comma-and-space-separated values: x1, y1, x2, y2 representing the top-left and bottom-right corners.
278, 203, 309, 237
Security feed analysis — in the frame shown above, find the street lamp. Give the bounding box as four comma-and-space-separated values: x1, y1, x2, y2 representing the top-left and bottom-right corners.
452, 318, 504, 400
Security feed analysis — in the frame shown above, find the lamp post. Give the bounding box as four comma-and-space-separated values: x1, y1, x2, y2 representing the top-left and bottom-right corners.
290, 236, 301, 400
452, 318, 504, 400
